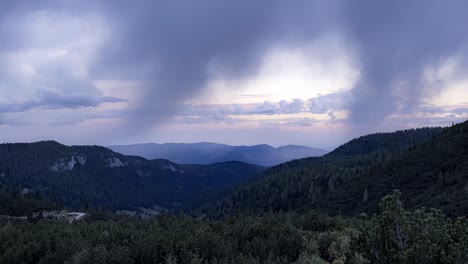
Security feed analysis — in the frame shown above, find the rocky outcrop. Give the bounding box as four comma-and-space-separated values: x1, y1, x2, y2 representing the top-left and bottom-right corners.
51, 155, 86, 172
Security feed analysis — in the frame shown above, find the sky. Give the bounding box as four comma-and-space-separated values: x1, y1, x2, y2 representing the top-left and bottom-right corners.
0, 0, 468, 149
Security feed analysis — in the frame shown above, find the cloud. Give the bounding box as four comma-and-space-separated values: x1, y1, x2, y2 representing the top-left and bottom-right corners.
33, 89, 127, 110
171, 96, 468, 128
172, 96, 343, 126
418, 104, 468, 117
1, 1, 468, 144
342, 0, 468, 124
180, 98, 309, 117
284, 118, 321, 127
90, 0, 468, 128
279, 99, 306, 114
308, 91, 350, 114
0, 7, 120, 124
177, 91, 348, 117
453, 108, 468, 115
254, 101, 282, 115
84, 0, 341, 130
0, 89, 127, 113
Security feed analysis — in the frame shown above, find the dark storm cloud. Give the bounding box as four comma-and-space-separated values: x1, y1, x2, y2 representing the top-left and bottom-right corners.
2, 0, 468, 133
87, 0, 340, 128
342, 0, 468, 124
91, 0, 468, 128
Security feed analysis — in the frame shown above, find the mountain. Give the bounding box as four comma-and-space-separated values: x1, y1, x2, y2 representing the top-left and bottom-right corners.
2, 125, 468, 264
206, 124, 466, 217
0, 141, 264, 212
109, 142, 327, 166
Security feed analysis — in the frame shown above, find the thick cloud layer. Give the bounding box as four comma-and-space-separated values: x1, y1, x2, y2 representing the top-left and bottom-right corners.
342, 0, 468, 124
1, 0, 467, 138
88, 0, 340, 129
0, 0, 119, 117
91, 0, 468, 126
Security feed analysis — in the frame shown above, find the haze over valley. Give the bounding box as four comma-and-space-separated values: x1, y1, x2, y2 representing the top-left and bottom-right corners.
109, 142, 327, 166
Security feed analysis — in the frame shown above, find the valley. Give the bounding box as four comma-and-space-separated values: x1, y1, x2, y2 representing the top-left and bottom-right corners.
0, 121, 467, 263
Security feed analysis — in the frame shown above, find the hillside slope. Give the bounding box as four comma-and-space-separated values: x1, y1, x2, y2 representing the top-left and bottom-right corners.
207, 125, 457, 216
338, 120, 468, 215
0, 141, 264, 211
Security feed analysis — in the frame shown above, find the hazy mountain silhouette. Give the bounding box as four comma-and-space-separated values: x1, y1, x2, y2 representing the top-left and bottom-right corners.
108, 143, 328, 166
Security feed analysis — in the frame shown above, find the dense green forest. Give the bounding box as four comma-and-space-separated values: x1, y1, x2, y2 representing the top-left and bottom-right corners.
206, 124, 468, 217
0, 182, 59, 216
1, 192, 467, 263
0, 141, 263, 213
0, 121, 467, 263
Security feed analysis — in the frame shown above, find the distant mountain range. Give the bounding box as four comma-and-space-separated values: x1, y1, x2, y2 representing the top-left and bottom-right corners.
108, 143, 328, 166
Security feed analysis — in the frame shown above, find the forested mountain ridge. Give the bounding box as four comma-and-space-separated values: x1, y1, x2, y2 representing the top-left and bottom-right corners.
0, 141, 264, 213
109, 142, 327, 166
326, 126, 444, 158
347, 120, 468, 215
206, 124, 461, 217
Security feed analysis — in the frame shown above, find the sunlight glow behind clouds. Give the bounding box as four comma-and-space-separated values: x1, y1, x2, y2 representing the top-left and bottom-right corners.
197, 37, 358, 105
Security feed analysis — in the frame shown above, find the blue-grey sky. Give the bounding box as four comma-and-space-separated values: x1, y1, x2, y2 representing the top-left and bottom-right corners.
1, 0, 467, 149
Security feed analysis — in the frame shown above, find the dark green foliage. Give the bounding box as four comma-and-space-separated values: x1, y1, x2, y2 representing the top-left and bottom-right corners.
206, 123, 468, 217
0, 142, 264, 212
0, 182, 59, 216
355, 191, 468, 263
327, 127, 443, 158
332, 121, 468, 216
1, 193, 467, 264
0, 209, 352, 264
